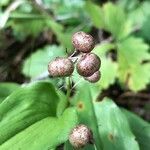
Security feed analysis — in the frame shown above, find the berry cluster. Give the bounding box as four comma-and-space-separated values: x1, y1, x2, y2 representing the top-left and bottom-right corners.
48, 31, 101, 83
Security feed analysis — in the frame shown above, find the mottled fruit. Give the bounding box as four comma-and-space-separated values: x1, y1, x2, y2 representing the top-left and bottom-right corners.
72, 31, 95, 53
85, 71, 101, 83
76, 53, 101, 77
48, 57, 74, 77
69, 124, 93, 148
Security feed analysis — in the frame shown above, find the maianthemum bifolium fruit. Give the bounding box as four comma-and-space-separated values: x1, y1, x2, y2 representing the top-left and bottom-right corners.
85, 70, 101, 83
76, 53, 101, 77
48, 57, 74, 77
47, 31, 101, 83
72, 31, 95, 53
69, 124, 93, 148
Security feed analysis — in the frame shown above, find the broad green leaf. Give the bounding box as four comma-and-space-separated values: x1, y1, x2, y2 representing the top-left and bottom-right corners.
0, 0, 11, 6
93, 43, 118, 89
64, 141, 74, 150
8, 14, 72, 48
134, 1, 150, 41
0, 107, 78, 150
44, 0, 85, 22
118, 37, 150, 65
7, 18, 48, 40
94, 98, 139, 150
72, 82, 103, 150
22, 45, 65, 78
124, 1, 150, 41
47, 20, 73, 49
57, 32, 73, 50
102, 2, 131, 39
10, 13, 45, 19
117, 0, 139, 11
94, 43, 115, 56
85, 1, 104, 28
56, 91, 68, 117
0, 82, 59, 144
128, 64, 150, 91
98, 57, 117, 89
0, 83, 19, 103
117, 36, 150, 91
72, 84, 140, 150
128, 1, 150, 27
123, 109, 150, 150
140, 15, 150, 41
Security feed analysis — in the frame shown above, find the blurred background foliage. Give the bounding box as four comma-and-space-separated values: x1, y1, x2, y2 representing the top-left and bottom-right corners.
0, 0, 150, 120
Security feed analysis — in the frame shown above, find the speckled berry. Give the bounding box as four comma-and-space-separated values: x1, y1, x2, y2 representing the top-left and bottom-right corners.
85, 71, 101, 83
76, 53, 101, 77
48, 57, 74, 77
72, 31, 95, 53
69, 124, 93, 148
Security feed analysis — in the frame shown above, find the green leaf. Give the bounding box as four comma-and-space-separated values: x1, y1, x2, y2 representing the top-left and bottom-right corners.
47, 20, 73, 49
94, 98, 140, 150
56, 91, 68, 117
117, 0, 139, 11
85, 1, 104, 28
8, 12, 73, 48
72, 82, 103, 150
22, 45, 65, 78
0, 82, 59, 144
102, 2, 131, 39
93, 44, 117, 89
134, 1, 150, 41
128, 1, 150, 27
99, 57, 117, 89
118, 37, 150, 64
123, 109, 150, 150
117, 36, 150, 91
64, 141, 74, 150
0, 107, 78, 150
128, 64, 150, 91
0, 83, 19, 103
44, 0, 85, 22
140, 15, 150, 41
72, 84, 140, 150
8, 18, 48, 40
0, 0, 11, 6
94, 43, 115, 56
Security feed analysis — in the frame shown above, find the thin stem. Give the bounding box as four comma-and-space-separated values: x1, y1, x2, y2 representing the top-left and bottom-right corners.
94, 143, 98, 150
70, 78, 83, 92
66, 77, 71, 104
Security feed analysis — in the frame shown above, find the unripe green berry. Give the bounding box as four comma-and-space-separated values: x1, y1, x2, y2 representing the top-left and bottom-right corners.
72, 31, 95, 53
76, 53, 101, 77
85, 71, 101, 83
69, 124, 93, 148
48, 57, 74, 77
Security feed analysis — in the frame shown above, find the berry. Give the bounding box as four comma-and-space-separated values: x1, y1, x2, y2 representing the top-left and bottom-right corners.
76, 53, 101, 77
72, 31, 95, 53
85, 71, 101, 83
48, 57, 74, 77
69, 124, 93, 148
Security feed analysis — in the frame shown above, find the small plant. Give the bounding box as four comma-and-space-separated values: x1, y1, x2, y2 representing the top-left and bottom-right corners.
0, 1, 150, 149
47, 32, 101, 148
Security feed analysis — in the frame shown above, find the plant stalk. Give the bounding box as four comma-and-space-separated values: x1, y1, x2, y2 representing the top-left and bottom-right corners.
66, 77, 71, 105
